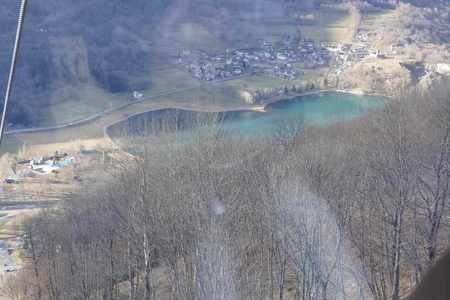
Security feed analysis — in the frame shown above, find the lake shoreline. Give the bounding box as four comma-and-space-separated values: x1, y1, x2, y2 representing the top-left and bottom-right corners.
104, 90, 386, 143
260, 89, 384, 110
106, 89, 382, 129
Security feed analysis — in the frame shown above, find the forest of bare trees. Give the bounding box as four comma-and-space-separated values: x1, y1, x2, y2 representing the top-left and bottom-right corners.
2, 80, 449, 299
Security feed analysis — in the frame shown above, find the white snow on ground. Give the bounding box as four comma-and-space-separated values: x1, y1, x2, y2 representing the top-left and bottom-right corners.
30, 156, 75, 174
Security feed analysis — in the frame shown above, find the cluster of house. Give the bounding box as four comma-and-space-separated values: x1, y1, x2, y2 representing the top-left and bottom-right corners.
176, 32, 379, 81
176, 34, 329, 81
332, 32, 380, 74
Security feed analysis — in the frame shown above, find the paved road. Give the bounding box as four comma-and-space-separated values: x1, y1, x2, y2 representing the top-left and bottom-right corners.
3, 74, 250, 136
0, 242, 16, 278
0, 250, 14, 269
0, 201, 56, 283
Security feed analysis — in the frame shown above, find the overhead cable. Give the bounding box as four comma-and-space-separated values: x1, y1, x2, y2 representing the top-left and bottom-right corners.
0, 0, 29, 148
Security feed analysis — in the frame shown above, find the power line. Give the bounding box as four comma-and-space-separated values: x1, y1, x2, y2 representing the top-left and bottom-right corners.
0, 0, 29, 149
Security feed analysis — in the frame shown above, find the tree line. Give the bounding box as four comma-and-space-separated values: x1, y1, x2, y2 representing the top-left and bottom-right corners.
3, 80, 450, 299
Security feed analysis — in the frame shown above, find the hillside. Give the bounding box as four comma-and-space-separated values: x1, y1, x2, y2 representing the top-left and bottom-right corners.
2, 83, 450, 299
0, 0, 449, 129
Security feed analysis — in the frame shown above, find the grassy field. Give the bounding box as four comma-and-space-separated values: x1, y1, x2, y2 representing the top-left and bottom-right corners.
321, 6, 353, 44
37, 101, 104, 127
232, 6, 351, 45
220, 76, 288, 91
0, 136, 23, 157
12, 88, 243, 146
359, 9, 396, 33
142, 67, 202, 95
161, 22, 228, 53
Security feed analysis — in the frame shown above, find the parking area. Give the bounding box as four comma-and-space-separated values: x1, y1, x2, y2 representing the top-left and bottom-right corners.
0, 251, 15, 266
0, 245, 16, 280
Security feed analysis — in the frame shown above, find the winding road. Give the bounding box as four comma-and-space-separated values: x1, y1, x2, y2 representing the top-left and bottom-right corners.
3, 74, 250, 136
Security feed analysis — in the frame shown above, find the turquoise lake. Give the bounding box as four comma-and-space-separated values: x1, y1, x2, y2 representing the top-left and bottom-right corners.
107, 92, 386, 138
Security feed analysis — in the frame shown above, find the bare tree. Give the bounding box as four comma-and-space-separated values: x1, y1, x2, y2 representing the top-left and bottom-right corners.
415, 83, 450, 270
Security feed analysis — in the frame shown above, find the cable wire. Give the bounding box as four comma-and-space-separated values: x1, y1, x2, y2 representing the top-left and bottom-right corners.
0, 0, 29, 149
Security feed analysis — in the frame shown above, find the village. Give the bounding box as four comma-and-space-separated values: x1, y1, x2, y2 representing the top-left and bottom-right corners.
175, 32, 380, 82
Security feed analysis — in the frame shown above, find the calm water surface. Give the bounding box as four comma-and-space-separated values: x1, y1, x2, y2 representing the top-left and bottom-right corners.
225, 92, 384, 134
107, 92, 385, 138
